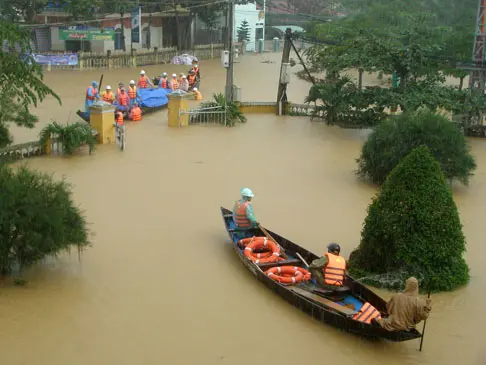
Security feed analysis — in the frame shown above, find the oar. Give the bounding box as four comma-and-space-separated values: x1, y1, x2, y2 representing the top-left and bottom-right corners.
258, 223, 289, 259
296, 252, 310, 267
97, 74, 104, 100
419, 289, 432, 352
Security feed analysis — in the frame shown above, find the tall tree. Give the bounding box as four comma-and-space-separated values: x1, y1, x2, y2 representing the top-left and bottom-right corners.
0, 0, 48, 22
237, 19, 251, 42
0, 20, 60, 147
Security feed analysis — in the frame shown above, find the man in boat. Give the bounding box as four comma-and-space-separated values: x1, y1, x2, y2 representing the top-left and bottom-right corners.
232, 188, 259, 231
188, 70, 197, 90
129, 102, 142, 122
101, 85, 115, 104
85, 80, 99, 112
373, 277, 432, 331
309, 243, 348, 290
128, 80, 138, 108
159, 72, 169, 89
115, 87, 130, 112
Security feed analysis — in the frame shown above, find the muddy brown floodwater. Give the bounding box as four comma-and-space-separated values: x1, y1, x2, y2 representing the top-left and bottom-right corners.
1, 52, 485, 365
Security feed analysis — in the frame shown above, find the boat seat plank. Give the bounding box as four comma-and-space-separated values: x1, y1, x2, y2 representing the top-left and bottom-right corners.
257, 259, 302, 270
288, 287, 357, 317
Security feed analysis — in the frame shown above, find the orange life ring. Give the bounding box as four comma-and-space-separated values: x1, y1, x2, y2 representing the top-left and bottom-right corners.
265, 266, 311, 284
243, 237, 281, 264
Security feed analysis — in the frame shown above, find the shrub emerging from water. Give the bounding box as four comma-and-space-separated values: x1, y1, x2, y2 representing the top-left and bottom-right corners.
0, 165, 90, 276
192, 93, 247, 127
349, 146, 469, 292
356, 109, 476, 185
39, 121, 96, 155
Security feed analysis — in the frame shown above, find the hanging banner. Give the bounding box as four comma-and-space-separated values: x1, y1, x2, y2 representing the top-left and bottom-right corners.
32, 53, 79, 65
131, 6, 141, 43
59, 28, 115, 41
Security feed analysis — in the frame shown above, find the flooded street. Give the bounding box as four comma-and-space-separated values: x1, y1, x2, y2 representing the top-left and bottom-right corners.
1, 52, 484, 365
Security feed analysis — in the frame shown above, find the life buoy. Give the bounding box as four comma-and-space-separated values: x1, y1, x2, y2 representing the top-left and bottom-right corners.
265, 266, 311, 284
242, 236, 281, 264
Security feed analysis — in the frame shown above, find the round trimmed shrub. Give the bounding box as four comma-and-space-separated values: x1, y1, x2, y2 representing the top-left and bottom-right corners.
0, 165, 90, 275
356, 109, 476, 185
349, 146, 469, 292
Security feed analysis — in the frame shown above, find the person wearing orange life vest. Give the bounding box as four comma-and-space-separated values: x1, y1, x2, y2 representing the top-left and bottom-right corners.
187, 70, 197, 89
102, 85, 115, 104
115, 108, 124, 125
309, 243, 348, 289
138, 70, 153, 89
85, 80, 99, 112
170, 73, 179, 90
193, 87, 202, 101
115, 88, 130, 112
116, 82, 124, 98
159, 72, 169, 89
232, 188, 258, 231
128, 80, 138, 108
129, 102, 142, 122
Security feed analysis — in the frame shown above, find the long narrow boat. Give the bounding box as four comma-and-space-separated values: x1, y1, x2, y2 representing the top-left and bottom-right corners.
220, 207, 423, 342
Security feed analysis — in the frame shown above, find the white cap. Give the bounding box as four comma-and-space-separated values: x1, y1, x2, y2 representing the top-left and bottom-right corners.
182, 75, 187, 79
193, 87, 198, 91
162, 72, 167, 76
140, 70, 146, 75
172, 73, 177, 77
129, 80, 135, 84
106, 85, 112, 90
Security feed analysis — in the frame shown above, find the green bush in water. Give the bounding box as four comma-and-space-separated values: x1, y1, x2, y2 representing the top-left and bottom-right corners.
356, 109, 476, 186
39, 121, 96, 155
349, 146, 470, 292
195, 93, 247, 127
0, 165, 90, 276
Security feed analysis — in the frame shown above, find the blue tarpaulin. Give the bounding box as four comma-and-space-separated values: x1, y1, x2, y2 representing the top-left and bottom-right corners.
137, 87, 171, 108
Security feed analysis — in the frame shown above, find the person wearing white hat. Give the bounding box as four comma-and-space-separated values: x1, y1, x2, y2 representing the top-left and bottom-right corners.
180, 75, 189, 91
158, 72, 169, 89
170, 73, 179, 91
232, 188, 258, 231
128, 80, 138, 108
102, 85, 115, 104
138, 69, 153, 89
192, 87, 202, 101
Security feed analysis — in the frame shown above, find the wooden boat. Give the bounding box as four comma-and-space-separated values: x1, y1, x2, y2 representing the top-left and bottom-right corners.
220, 207, 423, 342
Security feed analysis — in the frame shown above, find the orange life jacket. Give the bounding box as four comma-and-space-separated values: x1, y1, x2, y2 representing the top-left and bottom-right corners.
161, 78, 168, 88
103, 91, 114, 103
139, 75, 148, 88
128, 85, 137, 99
115, 111, 124, 125
188, 75, 196, 85
171, 80, 179, 90
233, 201, 250, 228
131, 107, 142, 121
86, 86, 97, 100
323, 253, 346, 286
118, 93, 129, 106
353, 302, 381, 324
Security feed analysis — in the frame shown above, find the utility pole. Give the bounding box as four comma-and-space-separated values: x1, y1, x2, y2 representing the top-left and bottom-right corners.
469, 0, 486, 90
276, 28, 292, 115
225, 0, 235, 102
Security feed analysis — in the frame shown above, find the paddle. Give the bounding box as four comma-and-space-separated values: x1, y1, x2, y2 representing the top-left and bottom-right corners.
296, 252, 310, 267
419, 289, 432, 352
258, 223, 289, 259
97, 74, 104, 100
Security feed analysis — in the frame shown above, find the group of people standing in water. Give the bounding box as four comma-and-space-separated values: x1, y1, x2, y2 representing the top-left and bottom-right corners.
84, 63, 203, 124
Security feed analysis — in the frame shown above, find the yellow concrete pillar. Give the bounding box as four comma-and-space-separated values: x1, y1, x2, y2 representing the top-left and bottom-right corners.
168, 91, 191, 128
89, 104, 116, 144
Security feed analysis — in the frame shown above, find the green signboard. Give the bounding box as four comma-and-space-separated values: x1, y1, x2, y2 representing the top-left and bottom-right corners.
59, 29, 115, 41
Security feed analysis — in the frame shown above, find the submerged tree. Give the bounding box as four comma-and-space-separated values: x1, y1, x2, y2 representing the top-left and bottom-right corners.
349, 146, 470, 292
0, 165, 91, 276
356, 109, 476, 186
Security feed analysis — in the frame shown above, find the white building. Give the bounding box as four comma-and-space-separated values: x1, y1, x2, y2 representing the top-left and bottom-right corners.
234, 2, 265, 52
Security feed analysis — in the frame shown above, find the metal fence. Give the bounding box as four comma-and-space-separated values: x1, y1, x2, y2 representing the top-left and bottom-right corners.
40, 44, 230, 71
181, 106, 228, 126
